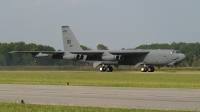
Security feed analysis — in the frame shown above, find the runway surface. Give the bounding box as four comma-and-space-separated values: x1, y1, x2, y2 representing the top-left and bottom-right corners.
0, 84, 200, 111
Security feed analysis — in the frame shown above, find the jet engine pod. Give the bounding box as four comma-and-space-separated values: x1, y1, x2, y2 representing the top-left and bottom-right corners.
119, 55, 124, 61
114, 55, 124, 61
74, 54, 84, 60
63, 54, 84, 60
102, 55, 124, 61
114, 55, 120, 60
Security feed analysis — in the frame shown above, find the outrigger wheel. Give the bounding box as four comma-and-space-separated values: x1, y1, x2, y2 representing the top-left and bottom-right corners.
35, 58, 38, 63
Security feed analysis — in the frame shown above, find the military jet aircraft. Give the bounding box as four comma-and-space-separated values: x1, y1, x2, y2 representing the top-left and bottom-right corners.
10, 26, 185, 72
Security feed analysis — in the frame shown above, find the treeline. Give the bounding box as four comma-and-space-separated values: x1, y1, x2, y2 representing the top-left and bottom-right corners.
0, 42, 85, 66
132, 42, 200, 67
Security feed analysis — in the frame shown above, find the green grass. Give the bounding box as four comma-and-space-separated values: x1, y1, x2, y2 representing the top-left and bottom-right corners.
0, 72, 199, 111
0, 66, 200, 71
0, 102, 194, 112
0, 71, 200, 88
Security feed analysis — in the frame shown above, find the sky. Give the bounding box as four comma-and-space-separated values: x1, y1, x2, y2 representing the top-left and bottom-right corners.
1, 0, 200, 50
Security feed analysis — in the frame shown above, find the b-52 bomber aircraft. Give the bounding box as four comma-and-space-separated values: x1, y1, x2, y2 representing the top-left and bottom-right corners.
10, 26, 185, 72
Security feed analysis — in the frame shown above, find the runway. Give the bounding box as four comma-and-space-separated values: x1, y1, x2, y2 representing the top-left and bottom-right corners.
0, 84, 200, 111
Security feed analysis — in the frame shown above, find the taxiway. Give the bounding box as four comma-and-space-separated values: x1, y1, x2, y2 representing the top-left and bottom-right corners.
0, 84, 199, 111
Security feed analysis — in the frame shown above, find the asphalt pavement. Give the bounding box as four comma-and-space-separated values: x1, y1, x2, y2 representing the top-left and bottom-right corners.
0, 84, 199, 111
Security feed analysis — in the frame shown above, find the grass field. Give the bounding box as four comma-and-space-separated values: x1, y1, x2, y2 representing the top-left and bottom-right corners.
0, 71, 200, 112
0, 102, 195, 112
0, 71, 200, 88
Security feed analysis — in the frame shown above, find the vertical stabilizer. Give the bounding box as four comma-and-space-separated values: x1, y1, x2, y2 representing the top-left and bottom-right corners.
62, 26, 83, 51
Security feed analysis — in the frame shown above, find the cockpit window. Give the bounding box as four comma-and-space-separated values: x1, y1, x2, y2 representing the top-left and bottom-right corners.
171, 50, 179, 54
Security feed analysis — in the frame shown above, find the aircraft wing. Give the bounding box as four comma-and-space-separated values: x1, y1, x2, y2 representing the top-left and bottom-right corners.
69, 51, 104, 55
69, 50, 150, 56
10, 51, 65, 54
108, 50, 150, 56
10, 51, 65, 58
10, 50, 150, 56
10, 50, 150, 58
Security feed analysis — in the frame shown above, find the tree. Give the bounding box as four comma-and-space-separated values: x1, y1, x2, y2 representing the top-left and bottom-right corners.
97, 44, 108, 50
80, 45, 91, 50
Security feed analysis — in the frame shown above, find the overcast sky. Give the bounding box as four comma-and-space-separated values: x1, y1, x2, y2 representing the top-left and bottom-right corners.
1, 0, 200, 50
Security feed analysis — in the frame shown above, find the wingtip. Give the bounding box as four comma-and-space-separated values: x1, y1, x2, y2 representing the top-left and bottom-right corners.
9, 51, 18, 53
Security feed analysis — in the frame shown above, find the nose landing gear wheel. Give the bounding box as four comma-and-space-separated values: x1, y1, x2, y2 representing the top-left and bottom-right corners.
148, 66, 155, 72
100, 66, 106, 72
141, 66, 147, 72
100, 66, 113, 72
35, 58, 38, 63
106, 66, 113, 72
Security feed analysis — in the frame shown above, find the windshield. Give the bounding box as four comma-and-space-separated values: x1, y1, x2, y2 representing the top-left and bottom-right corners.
171, 50, 180, 54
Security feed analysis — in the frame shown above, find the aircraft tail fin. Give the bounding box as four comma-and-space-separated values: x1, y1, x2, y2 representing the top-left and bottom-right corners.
62, 26, 83, 51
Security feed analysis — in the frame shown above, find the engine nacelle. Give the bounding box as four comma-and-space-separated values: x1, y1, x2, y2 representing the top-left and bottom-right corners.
102, 55, 124, 61
63, 54, 84, 60
114, 55, 124, 61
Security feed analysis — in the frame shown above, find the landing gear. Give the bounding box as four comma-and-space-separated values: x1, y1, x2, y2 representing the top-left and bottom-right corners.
141, 65, 155, 72
35, 58, 38, 63
100, 65, 113, 72
147, 66, 154, 72
141, 66, 147, 72
100, 66, 106, 72
106, 66, 113, 72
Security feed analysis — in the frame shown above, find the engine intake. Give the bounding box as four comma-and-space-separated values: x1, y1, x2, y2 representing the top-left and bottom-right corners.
102, 55, 124, 61
63, 54, 84, 60
114, 55, 124, 61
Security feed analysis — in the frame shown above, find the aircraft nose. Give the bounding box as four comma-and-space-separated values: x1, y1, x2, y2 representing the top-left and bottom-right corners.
179, 53, 186, 60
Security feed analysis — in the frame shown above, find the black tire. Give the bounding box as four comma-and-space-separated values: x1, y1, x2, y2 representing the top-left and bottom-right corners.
144, 67, 147, 72
147, 67, 152, 72
151, 66, 155, 72
110, 67, 113, 72
107, 66, 113, 72
106, 67, 110, 72
141, 67, 147, 72
148, 66, 155, 72
100, 67, 103, 72
102, 66, 106, 72
140, 67, 144, 72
